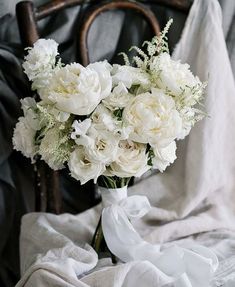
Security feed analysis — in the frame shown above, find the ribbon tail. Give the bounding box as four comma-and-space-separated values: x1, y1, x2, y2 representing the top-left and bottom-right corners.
101, 196, 219, 287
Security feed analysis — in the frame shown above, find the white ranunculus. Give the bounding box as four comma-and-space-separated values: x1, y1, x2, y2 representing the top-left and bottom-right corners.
123, 88, 182, 147
150, 53, 201, 103
12, 117, 37, 162
68, 146, 105, 184
102, 82, 134, 110
108, 140, 150, 177
152, 141, 177, 172
76, 126, 119, 165
42, 62, 111, 115
22, 39, 59, 90
112, 64, 150, 90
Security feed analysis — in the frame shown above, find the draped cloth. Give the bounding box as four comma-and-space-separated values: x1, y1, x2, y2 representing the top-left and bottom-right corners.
129, 0, 235, 244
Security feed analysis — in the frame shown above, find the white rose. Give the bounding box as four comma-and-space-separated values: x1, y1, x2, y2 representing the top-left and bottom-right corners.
123, 88, 182, 147
12, 117, 37, 162
102, 82, 134, 110
152, 141, 177, 172
42, 62, 111, 115
150, 53, 201, 104
76, 126, 119, 165
108, 140, 150, 177
22, 39, 58, 90
68, 146, 105, 184
112, 64, 150, 90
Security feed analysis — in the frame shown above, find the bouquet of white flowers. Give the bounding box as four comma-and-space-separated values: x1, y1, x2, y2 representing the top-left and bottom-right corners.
13, 20, 205, 189
13, 20, 207, 260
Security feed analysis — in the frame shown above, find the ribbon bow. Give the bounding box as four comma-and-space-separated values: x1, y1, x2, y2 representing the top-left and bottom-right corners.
100, 186, 218, 287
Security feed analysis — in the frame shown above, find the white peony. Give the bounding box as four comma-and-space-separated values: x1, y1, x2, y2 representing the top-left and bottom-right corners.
88, 61, 112, 99
107, 140, 150, 177
152, 141, 177, 172
150, 53, 202, 105
42, 62, 111, 115
12, 117, 37, 162
68, 146, 105, 184
75, 126, 119, 165
22, 39, 58, 90
112, 64, 150, 90
102, 82, 134, 110
123, 88, 182, 147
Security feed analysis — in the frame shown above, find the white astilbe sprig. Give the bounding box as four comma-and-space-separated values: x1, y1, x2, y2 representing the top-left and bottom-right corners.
39, 125, 74, 170
118, 52, 130, 66
119, 19, 173, 69
143, 18, 173, 56
130, 46, 149, 69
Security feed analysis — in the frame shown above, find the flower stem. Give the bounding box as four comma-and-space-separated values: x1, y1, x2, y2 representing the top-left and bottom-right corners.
91, 217, 103, 253
91, 215, 118, 264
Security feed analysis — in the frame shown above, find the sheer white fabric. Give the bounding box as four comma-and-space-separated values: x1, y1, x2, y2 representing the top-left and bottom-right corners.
101, 187, 218, 286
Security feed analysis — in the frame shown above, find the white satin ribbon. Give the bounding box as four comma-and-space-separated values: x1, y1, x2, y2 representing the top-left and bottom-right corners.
100, 186, 218, 287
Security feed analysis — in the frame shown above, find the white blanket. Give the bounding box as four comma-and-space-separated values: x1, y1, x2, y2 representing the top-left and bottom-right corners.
17, 212, 235, 287
16, 0, 235, 286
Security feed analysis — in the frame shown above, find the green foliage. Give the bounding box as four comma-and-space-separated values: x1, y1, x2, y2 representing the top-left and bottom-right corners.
98, 175, 131, 188
147, 148, 155, 166
113, 108, 124, 121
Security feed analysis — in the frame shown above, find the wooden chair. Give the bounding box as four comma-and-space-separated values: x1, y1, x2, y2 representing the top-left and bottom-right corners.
15, 0, 191, 214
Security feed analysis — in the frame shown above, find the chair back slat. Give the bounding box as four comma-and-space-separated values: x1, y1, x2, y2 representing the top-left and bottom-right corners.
79, 1, 160, 66
36, 0, 86, 20
16, 1, 39, 47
